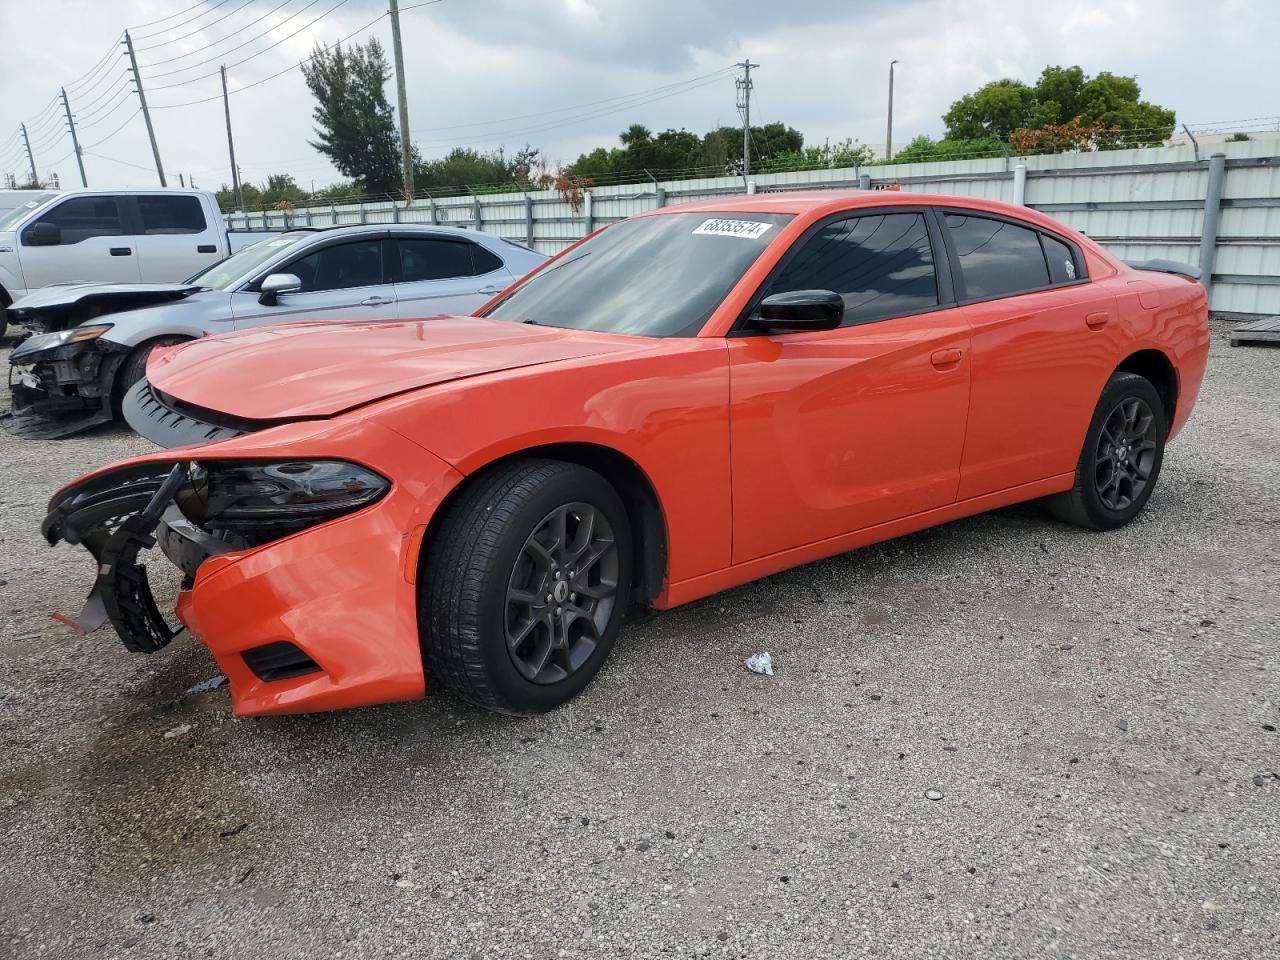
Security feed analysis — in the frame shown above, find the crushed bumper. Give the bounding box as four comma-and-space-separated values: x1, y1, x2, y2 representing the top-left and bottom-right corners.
41, 421, 465, 715
4, 341, 126, 438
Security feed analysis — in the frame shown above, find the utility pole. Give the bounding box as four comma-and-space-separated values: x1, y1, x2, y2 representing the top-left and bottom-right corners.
885, 59, 899, 161
735, 60, 758, 182
60, 88, 88, 187
220, 65, 244, 210
388, 0, 415, 202
19, 123, 38, 187
123, 30, 166, 186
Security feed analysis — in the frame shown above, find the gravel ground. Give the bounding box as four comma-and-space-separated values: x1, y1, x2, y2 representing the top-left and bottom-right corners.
1, 323, 1277, 960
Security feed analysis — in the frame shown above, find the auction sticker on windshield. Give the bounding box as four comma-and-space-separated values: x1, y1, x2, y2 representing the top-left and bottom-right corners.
692, 218, 775, 240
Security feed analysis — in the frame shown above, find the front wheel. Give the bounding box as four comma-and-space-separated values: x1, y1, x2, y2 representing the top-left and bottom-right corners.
1047, 372, 1167, 530
422, 459, 633, 715
114, 336, 190, 415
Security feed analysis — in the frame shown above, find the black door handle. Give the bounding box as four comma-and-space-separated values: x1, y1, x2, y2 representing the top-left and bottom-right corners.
109, 247, 132, 256
197, 244, 217, 253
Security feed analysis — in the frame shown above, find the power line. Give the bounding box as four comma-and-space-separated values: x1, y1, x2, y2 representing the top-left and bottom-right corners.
64, 36, 128, 95
129, 0, 233, 39
68, 75, 132, 120
135, 0, 266, 53
144, 0, 341, 85
414, 73, 732, 148
75, 88, 137, 131
149, 6, 390, 109
83, 148, 157, 172
409, 67, 737, 136
82, 110, 142, 150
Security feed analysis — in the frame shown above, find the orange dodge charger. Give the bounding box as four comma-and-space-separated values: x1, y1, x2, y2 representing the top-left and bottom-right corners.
43, 192, 1209, 717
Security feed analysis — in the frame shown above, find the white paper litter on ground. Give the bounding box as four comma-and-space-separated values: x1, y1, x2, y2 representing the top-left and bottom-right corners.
744, 651, 774, 676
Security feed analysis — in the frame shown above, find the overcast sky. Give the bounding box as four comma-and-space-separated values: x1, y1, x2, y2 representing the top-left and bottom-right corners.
0, 0, 1275, 192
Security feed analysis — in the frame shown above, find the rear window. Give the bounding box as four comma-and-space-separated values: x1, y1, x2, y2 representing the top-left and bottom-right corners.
138, 195, 207, 235
397, 238, 476, 281
946, 214, 1050, 300
1041, 233, 1080, 284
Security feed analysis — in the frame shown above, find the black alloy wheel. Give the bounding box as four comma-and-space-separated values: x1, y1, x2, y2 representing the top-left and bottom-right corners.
504, 501, 620, 685
1092, 396, 1160, 511
1047, 371, 1167, 531
422, 458, 633, 715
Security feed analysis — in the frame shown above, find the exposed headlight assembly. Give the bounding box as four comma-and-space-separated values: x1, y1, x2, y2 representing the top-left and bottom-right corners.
9, 323, 114, 363
176, 459, 389, 544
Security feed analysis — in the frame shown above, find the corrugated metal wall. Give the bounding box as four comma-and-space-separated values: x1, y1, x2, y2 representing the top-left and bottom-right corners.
227, 136, 1280, 318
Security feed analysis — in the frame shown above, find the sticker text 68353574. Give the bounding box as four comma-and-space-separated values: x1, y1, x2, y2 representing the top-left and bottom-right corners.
691, 218, 775, 240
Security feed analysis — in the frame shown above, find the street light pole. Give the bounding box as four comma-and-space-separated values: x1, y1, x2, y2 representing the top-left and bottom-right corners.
885, 59, 899, 162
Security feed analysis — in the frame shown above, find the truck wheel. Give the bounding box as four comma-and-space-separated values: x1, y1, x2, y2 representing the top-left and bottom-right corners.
0, 287, 10, 341
421, 458, 633, 715
114, 337, 190, 414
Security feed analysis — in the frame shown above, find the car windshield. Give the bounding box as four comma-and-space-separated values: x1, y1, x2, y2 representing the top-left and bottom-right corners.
482, 211, 793, 337
184, 232, 313, 289
0, 192, 58, 230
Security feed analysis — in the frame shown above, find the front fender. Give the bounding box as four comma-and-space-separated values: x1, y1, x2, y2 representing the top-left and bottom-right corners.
97, 293, 237, 348
0, 260, 24, 302
356, 340, 733, 586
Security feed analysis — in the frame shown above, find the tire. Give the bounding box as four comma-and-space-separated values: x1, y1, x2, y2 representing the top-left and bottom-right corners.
422, 458, 633, 715
113, 336, 189, 413
1046, 372, 1167, 530
0, 287, 10, 341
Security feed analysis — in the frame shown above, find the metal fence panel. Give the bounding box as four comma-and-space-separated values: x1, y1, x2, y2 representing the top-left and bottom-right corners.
224, 136, 1280, 318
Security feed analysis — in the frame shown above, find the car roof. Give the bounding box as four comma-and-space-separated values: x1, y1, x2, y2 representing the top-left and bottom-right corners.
644, 189, 1078, 235
280, 223, 532, 248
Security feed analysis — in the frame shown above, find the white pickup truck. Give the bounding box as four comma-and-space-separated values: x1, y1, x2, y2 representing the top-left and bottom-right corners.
0, 188, 274, 324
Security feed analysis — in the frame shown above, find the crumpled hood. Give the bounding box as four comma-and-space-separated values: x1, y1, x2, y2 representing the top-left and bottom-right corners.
146, 315, 646, 420
9, 281, 203, 313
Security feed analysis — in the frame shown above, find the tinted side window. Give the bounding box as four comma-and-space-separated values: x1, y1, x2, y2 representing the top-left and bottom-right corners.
1041, 233, 1081, 284
946, 214, 1050, 299
285, 240, 383, 292
138, 195, 207, 235
397, 238, 475, 282
767, 212, 939, 325
29, 196, 125, 245
473, 243, 503, 275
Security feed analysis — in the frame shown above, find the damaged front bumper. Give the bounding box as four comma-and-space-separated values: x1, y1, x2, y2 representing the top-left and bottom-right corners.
5, 332, 128, 438
41, 463, 222, 650
41, 422, 465, 715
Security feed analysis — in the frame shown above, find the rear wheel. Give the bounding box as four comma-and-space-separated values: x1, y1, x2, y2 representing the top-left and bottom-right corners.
114, 336, 189, 414
1047, 372, 1166, 530
422, 459, 633, 715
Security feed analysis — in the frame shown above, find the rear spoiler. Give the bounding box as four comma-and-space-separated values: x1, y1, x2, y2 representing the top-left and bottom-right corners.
1125, 259, 1202, 281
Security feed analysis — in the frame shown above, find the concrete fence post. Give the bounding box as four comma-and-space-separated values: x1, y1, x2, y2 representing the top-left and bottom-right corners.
746, 180, 757, 195
655, 186, 667, 208
1012, 163, 1027, 206
472, 194, 483, 230
584, 191, 594, 235
1198, 152, 1227, 294
525, 194, 534, 245
858, 173, 872, 190
429, 198, 438, 225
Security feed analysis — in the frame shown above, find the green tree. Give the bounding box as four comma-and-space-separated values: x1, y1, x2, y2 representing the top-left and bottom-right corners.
943, 79, 1036, 140
886, 135, 1006, 164
415, 145, 543, 192
942, 66, 1175, 148
301, 38, 402, 197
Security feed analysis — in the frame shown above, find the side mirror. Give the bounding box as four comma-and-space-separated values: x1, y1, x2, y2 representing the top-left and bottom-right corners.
258, 273, 302, 305
24, 222, 61, 247
756, 289, 844, 331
